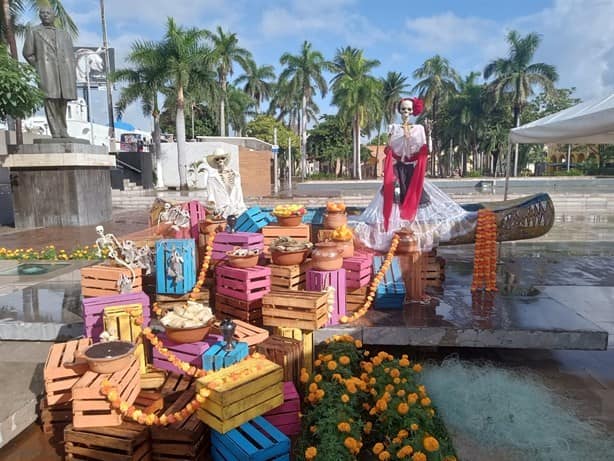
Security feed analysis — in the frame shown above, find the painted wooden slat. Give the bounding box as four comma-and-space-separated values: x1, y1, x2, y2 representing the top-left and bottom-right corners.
306, 268, 347, 325
156, 239, 196, 295
202, 341, 249, 371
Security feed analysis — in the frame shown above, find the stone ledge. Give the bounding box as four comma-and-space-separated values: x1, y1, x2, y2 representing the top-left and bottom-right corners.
1, 153, 116, 168
8, 142, 107, 155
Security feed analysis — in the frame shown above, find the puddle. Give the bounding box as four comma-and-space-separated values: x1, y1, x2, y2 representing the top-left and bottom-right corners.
0, 262, 70, 276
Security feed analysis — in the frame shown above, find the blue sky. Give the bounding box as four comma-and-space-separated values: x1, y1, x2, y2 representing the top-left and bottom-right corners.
27, 0, 614, 132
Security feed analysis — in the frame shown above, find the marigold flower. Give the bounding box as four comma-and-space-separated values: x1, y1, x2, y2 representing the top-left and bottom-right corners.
397, 389, 406, 397
300, 371, 310, 383
314, 374, 322, 382
305, 446, 317, 460
398, 445, 414, 458
397, 402, 409, 415
376, 398, 388, 412
339, 355, 350, 365
420, 397, 431, 407
364, 421, 372, 434
309, 383, 318, 392
411, 423, 419, 431
372, 356, 382, 366
423, 436, 440, 452
327, 360, 337, 370
379, 451, 391, 461
310, 425, 317, 433
355, 339, 363, 348
337, 421, 351, 432
373, 442, 385, 455
408, 393, 418, 404
390, 368, 400, 378
344, 437, 359, 453
315, 389, 325, 399
341, 394, 350, 403
398, 429, 409, 438
314, 359, 322, 367
412, 451, 427, 461
413, 364, 423, 372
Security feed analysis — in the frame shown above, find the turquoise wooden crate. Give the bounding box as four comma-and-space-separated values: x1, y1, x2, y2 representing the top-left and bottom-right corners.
236, 207, 274, 233
373, 255, 405, 309
211, 416, 290, 461
203, 341, 249, 371
156, 239, 197, 295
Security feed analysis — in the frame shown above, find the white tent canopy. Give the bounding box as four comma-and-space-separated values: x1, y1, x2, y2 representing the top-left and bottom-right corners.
509, 93, 614, 144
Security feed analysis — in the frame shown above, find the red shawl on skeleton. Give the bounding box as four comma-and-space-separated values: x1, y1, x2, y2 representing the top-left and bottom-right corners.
382, 143, 429, 231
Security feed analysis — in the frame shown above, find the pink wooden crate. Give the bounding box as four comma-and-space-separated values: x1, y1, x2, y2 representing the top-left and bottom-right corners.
211, 232, 264, 261
216, 264, 271, 302
306, 268, 346, 326
151, 332, 222, 375
82, 292, 151, 341
343, 253, 373, 289
264, 381, 301, 436
181, 200, 207, 240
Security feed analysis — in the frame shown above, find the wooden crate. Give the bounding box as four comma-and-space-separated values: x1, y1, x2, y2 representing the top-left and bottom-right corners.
181, 200, 207, 240
343, 253, 373, 289
133, 389, 164, 414
81, 264, 143, 298
262, 223, 310, 257
373, 255, 405, 309
346, 286, 368, 314
264, 381, 301, 436
196, 356, 284, 434
306, 268, 346, 326
423, 250, 445, 288
151, 332, 220, 375
140, 366, 167, 390
64, 421, 150, 461
256, 336, 302, 388
44, 338, 92, 406
235, 207, 274, 233
103, 306, 148, 374
316, 228, 334, 242
211, 231, 264, 261
212, 319, 269, 347
156, 239, 197, 295
262, 289, 329, 331
72, 357, 141, 428
83, 292, 151, 342
275, 327, 314, 375
269, 261, 311, 291
211, 416, 290, 461
203, 341, 249, 371
158, 372, 196, 396
215, 264, 271, 302
39, 397, 71, 439
215, 293, 263, 325
151, 389, 211, 461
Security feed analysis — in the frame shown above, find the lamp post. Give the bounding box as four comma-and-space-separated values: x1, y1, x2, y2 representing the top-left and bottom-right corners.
100, 0, 115, 142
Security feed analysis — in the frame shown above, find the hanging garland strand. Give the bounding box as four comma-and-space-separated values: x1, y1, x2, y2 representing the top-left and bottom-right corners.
471, 209, 498, 292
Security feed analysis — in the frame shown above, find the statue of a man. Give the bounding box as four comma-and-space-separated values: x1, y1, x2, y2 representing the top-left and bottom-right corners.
23, 6, 77, 139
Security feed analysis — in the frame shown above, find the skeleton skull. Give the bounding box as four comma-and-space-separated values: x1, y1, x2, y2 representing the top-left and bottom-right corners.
398, 99, 414, 119
95, 225, 105, 236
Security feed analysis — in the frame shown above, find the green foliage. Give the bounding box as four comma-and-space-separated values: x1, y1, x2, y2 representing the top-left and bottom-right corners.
369, 133, 388, 145
0, 47, 43, 120
552, 168, 583, 176
245, 114, 299, 153
0, 244, 103, 261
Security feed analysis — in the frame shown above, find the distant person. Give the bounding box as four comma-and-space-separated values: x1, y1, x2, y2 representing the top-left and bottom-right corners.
23, 6, 77, 139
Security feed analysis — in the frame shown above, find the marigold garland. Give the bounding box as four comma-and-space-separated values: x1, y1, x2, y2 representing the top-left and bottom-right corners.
340, 234, 400, 323
471, 209, 497, 292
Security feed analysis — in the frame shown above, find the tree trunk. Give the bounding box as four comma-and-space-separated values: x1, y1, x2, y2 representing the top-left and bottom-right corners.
220, 76, 227, 137
353, 116, 361, 180
2, 0, 23, 145
513, 106, 521, 177
176, 84, 188, 191
300, 93, 307, 179
152, 105, 163, 188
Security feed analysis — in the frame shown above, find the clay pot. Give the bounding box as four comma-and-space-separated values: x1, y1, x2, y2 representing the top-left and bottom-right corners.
271, 248, 310, 266
311, 241, 344, 271
395, 229, 419, 254
165, 319, 215, 344
226, 252, 259, 269
200, 219, 225, 234
323, 211, 348, 229
73, 341, 135, 374
334, 239, 354, 258
274, 215, 303, 227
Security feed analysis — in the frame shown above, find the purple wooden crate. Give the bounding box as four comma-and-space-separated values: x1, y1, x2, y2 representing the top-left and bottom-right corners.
216, 264, 271, 302
151, 332, 222, 375
264, 381, 301, 436
211, 232, 264, 261
82, 292, 151, 341
306, 268, 346, 326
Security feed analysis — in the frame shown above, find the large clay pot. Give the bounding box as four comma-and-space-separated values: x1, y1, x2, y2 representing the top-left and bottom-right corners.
165, 319, 215, 344
271, 248, 310, 266
334, 239, 354, 258
200, 219, 225, 234
226, 252, 259, 268
311, 242, 344, 271
274, 215, 303, 227
72, 341, 135, 374
395, 229, 419, 254
323, 211, 348, 229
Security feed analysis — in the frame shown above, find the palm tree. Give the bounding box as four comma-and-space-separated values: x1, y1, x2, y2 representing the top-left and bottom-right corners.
226, 85, 256, 136
279, 41, 329, 179
330, 46, 381, 179
374, 71, 409, 169
159, 17, 210, 190
484, 30, 558, 176
204, 26, 251, 137
235, 59, 275, 114
412, 55, 460, 175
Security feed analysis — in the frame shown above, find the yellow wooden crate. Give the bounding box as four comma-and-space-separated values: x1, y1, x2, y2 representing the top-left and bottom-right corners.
275, 327, 314, 374
103, 306, 147, 374
195, 356, 283, 434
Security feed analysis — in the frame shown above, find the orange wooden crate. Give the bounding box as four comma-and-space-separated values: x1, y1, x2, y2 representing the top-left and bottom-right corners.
72, 357, 141, 428
215, 293, 263, 325
80, 264, 143, 298
346, 286, 368, 314
269, 261, 311, 291
256, 335, 303, 389
212, 318, 269, 347
423, 250, 445, 288
262, 223, 311, 257
44, 338, 92, 406
151, 389, 211, 460
39, 397, 72, 440
64, 421, 150, 461
262, 289, 329, 331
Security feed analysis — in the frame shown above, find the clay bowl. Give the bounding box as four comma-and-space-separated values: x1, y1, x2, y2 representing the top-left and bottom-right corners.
76, 341, 135, 374
271, 248, 310, 266
274, 215, 303, 227
164, 319, 215, 344
226, 252, 259, 269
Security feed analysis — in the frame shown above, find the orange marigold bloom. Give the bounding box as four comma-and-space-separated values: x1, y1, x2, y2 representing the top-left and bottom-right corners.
345, 381, 357, 394
305, 446, 317, 460
376, 398, 388, 412
411, 423, 419, 431
332, 373, 343, 382
418, 385, 426, 395
327, 360, 337, 371
309, 383, 318, 393
372, 443, 385, 455
399, 358, 410, 367
397, 402, 409, 415
397, 445, 414, 458
397, 389, 406, 398
341, 394, 350, 403
314, 374, 322, 382
408, 393, 418, 404
355, 339, 363, 348
412, 452, 427, 461
339, 355, 350, 365
423, 436, 440, 452
372, 356, 382, 366
420, 397, 431, 407
397, 429, 409, 438
393, 377, 401, 385
344, 437, 359, 453
364, 421, 373, 434
337, 421, 351, 432
413, 364, 423, 372
390, 368, 400, 378
379, 451, 391, 461
315, 389, 325, 399
314, 359, 322, 367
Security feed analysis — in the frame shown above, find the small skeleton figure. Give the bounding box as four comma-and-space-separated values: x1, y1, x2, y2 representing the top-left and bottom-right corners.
95, 225, 121, 258
120, 239, 138, 266
166, 249, 184, 285
158, 203, 173, 225
134, 246, 154, 275
172, 207, 191, 232
117, 273, 133, 294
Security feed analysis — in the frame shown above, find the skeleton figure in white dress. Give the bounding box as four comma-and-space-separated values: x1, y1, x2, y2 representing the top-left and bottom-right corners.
203, 148, 247, 218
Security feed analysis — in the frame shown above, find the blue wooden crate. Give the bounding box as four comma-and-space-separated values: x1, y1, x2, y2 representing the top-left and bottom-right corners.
203, 341, 249, 371
155, 239, 197, 295
373, 255, 405, 309
236, 207, 274, 233
301, 207, 325, 225
211, 416, 290, 461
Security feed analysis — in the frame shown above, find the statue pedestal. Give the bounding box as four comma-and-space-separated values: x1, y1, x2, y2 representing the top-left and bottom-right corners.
1, 143, 116, 228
